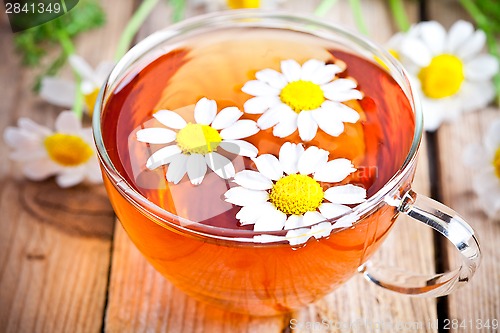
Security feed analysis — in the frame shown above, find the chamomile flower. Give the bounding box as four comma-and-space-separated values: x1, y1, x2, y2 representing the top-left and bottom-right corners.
463, 119, 500, 220
191, 0, 283, 11
3, 111, 101, 188
136, 98, 259, 185
224, 142, 366, 245
242, 59, 363, 141
40, 55, 114, 116
391, 20, 499, 131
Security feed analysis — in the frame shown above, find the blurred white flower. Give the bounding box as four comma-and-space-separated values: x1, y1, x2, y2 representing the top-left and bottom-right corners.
389, 20, 498, 131
191, 0, 283, 10
463, 118, 500, 220
40, 55, 114, 116
3, 111, 102, 188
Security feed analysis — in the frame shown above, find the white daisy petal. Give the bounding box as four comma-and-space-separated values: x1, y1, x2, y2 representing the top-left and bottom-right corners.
302, 211, 326, 227
220, 120, 259, 140
153, 110, 187, 129
56, 168, 86, 188
284, 215, 305, 230
3, 127, 39, 148
257, 104, 292, 130
286, 227, 314, 246
244, 96, 281, 114
457, 30, 486, 61
166, 154, 188, 184
322, 80, 363, 102
324, 184, 367, 204
205, 152, 235, 179
17, 118, 52, 137
459, 81, 495, 112
311, 64, 343, 85
319, 203, 352, 219
446, 20, 474, 53
314, 158, 356, 183
297, 111, 318, 142
253, 207, 287, 232
279, 142, 304, 175
210, 107, 243, 130
95, 61, 115, 82
253, 235, 287, 243
236, 203, 269, 225
252, 154, 283, 181
256, 68, 288, 89
186, 154, 207, 185
242, 80, 280, 96
22, 159, 61, 181
485, 119, 500, 155
39, 77, 76, 108
462, 143, 489, 168
418, 21, 446, 55
297, 146, 329, 175
85, 159, 103, 184
400, 37, 433, 67
311, 221, 334, 239
273, 118, 298, 138
219, 139, 258, 158
136, 128, 176, 144
465, 55, 499, 81
225, 187, 269, 206
281, 59, 302, 82
68, 55, 96, 83
233, 170, 273, 190
146, 145, 181, 169
194, 97, 217, 125
311, 109, 344, 137
55, 111, 81, 133
300, 59, 325, 81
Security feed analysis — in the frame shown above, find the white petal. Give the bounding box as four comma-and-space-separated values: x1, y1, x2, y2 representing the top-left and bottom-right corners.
236, 203, 269, 225
84, 158, 103, 184
220, 120, 259, 140
205, 152, 235, 179
284, 215, 305, 230
244, 96, 281, 114
314, 158, 356, 182
219, 139, 258, 157
242, 80, 280, 97
310, 221, 334, 239
253, 234, 287, 243
257, 103, 293, 130
322, 80, 363, 102
281, 59, 301, 82
233, 170, 273, 190
256, 68, 288, 89
273, 118, 298, 138
302, 211, 326, 227
459, 81, 495, 112
251, 154, 283, 181
253, 207, 287, 232
225, 187, 269, 206
55, 111, 82, 133
297, 146, 329, 175
324, 101, 360, 123
324, 184, 367, 204
17, 118, 52, 137
300, 59, 325, 81
153, 110, 187, 129
310, 64, 343, 85
22, 159, 61, 181
211, 107, 243, 130
194, 97, 217, 125
465, 55, 499, 81
457, 30, 486, 61
136, 128, 176, 144
462, 143, 489, 168
400, 37, 433, 67
68, 55, 96, 83
485, 119, 500, 155
318, 203, 352, 219
186, 154, 207, 185
56, 168, 86, 188
166, 154, 188, 184
3, 127, 40, 149
279, 142, 304, 175
418, 21, 446, 55
39, 77, 76, 108
146, 145, 181, 169
311, 108, 344, 137
286, 227, 314, 246
446, 20, 474, 53
297, 111, 318, 141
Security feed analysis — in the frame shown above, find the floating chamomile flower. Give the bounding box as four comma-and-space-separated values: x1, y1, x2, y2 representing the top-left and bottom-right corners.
224, 142, 366, 245
463, 118, 500, 220
3, 111, 102, 188
40, 55, 114, 116
390, 20, 499, 131
242, 59, 363, 141
136, 98, 259, 185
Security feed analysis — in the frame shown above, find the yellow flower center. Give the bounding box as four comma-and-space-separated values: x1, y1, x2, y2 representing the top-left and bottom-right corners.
44, 133, 94, 167
84, 88, 100, 117
418, 54, 465, 99
494, 147, 500, 179
176, 123, 222, 155
226, 0, 260, 8
269, 174, 324, 215
280, 80, 325, 113
389, 49, 400, 60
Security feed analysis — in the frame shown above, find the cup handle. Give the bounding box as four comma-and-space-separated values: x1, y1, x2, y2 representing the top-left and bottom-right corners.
358, 189, 481, 297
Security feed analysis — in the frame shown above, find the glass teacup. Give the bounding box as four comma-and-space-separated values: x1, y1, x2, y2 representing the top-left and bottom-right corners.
93, 11, 480, 316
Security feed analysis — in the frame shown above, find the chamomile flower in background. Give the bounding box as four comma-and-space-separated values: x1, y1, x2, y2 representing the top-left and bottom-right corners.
191, 0, 284, 11
224, 142, 366, 245
3, 111, 102, 188
242, 59, 363, 141
390, 20, 499, 131
40, 55, 114, 116
136, 98, 259, 185
463, 118, 500, 220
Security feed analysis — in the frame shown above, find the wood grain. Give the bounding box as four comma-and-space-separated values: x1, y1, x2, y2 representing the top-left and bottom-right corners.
0, 1, 134, 332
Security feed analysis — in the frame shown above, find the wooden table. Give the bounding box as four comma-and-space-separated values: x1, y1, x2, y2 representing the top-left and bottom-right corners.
1, 0, 499, 332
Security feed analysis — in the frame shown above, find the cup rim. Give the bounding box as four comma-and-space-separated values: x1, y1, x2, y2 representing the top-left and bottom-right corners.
93, 10, 423, 242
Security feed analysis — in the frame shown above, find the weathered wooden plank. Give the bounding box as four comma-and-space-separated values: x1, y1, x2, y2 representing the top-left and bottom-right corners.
0, 1, 135, 332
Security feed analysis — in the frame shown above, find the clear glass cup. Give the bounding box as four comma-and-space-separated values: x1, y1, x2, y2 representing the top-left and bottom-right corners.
93, 11, 480, 316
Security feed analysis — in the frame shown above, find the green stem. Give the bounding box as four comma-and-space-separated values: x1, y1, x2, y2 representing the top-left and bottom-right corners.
314, 0, 339, 17
170, 0, 185, 23
114, 0, 160, 61
389, 0, 411, 32
348, 0, 368, 35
